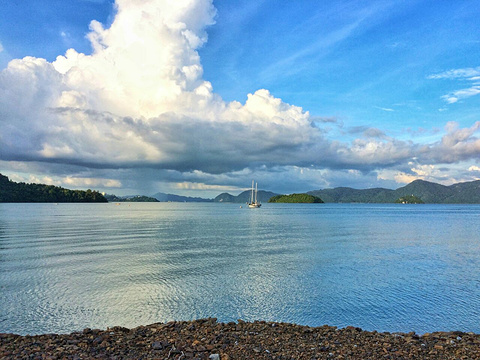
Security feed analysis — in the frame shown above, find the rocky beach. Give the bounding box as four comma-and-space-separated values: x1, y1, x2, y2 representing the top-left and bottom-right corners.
1, 318, 479, 359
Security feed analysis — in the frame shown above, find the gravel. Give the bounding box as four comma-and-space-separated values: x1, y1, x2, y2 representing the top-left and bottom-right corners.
1, 318, 479, 359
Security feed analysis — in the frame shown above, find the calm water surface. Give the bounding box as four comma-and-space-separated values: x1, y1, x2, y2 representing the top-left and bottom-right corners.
1, 203, 479, 335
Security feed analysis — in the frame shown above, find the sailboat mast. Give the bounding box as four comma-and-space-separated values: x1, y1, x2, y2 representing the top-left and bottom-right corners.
251, 180, 254, 204
247, 180, 261, 208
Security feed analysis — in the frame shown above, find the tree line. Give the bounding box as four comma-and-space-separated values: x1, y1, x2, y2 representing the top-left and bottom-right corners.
0, 174, 107, 203
269, 193, 324, 203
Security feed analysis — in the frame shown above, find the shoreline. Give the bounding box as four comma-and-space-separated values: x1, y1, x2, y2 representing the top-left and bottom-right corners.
2, 319, 479, 359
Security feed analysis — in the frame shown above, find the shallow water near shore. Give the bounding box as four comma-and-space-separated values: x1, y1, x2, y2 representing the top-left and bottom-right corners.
1, 202, 479, 335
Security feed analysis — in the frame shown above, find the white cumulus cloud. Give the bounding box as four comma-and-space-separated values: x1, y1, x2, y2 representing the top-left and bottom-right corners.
0, 0, 323, 175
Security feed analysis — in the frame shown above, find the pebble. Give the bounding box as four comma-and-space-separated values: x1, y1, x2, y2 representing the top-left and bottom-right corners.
1, 318, 480, 359
151, 341, 163, 350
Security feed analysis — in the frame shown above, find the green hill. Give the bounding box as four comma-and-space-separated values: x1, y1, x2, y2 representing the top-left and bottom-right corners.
269, 193, 324, 203
0, 174, 107, 203
308, 179, 480, 204
440, 180, 480, 203
214, 192, 237, 203
309, 187, 393, 203
392, 180, 451, 203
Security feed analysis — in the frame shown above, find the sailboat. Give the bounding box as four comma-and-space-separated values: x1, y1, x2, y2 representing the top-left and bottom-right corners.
248, 180, 261, 208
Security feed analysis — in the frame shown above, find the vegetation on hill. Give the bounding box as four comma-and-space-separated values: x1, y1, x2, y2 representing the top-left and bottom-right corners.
447, 181, 480, 203
308, 187, 393, 203
269, 193, 324, 203
308, 179, 480, 204
394, 180, 450, 203
395, 195, 424, 204
105, 194, 159, 202
0, 174, 107, 203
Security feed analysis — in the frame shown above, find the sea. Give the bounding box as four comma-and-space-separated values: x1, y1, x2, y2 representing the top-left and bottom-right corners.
1, 202, 479, 336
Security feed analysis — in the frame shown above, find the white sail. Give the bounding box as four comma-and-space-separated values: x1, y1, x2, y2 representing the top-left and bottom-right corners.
248, 180, 261, 208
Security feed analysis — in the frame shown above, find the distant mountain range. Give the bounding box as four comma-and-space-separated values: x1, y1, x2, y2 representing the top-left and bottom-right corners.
2, 172, 479, 204
151, 192, 213, 202
308, 179, 480, 204
124, 180, 480, 204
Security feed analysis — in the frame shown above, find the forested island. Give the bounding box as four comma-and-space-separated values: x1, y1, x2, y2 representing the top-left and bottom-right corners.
395, 195, 424, 204
268, 193, 324, 203
0, 174, 107, 203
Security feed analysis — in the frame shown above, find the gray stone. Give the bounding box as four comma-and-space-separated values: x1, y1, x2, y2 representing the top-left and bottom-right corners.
152, 341, 163, 350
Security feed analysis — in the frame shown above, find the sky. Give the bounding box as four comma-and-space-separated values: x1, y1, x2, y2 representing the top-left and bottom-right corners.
0, 0, 479, 198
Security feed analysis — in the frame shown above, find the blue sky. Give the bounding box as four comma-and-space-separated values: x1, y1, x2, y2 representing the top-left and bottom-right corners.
0, 0, 479, 197
201, 1, 479, 128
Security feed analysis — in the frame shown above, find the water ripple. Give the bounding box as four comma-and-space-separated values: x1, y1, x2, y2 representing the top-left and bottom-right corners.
1, 203, 480, 335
